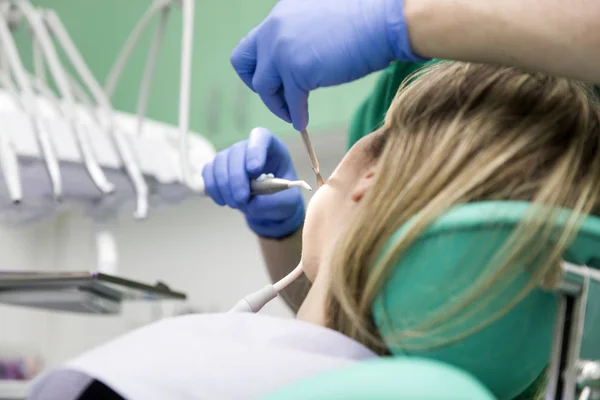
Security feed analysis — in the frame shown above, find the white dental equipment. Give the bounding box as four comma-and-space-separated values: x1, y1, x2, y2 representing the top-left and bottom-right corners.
248, 174, 312, 195
229, 262, 304, 313
0, 0, 213, 314
0, 0, 214, 226
0, 0, 313, 315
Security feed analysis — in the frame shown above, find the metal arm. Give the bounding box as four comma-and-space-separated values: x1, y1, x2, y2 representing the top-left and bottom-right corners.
547, 263, 599, 400
0, 6, 62, 199
0, 53, 23, 203
14, 0, 115, 195
41, 8, 150, 219
104, 0, 204, 191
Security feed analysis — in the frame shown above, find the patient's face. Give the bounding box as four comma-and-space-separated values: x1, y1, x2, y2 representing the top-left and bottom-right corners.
301, 129, 383, 281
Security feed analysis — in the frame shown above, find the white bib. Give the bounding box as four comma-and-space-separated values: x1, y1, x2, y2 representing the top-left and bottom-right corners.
29, 313, 376, 400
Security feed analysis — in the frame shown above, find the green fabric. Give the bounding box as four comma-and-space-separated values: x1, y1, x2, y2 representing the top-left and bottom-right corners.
261, 358, 497, 400
348, 60, 437, 149
372, 201, 600, 400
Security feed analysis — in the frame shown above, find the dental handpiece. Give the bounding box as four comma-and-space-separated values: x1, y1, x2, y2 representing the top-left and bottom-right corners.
250, 175, 312, 195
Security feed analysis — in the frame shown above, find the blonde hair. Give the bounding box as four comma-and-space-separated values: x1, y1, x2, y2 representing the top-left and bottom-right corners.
325, 62, 600, 359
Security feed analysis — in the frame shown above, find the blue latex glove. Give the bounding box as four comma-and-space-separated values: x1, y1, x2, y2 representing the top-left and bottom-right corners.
230, 0, 427, 131
202, 127, 305, 239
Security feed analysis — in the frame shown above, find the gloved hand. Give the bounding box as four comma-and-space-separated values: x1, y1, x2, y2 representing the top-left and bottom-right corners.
202, 127, 304, 239
231, 0, 427, 131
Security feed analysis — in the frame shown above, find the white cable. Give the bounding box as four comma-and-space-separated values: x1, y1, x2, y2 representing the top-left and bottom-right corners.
42, 10, 108, 110
136, 6, 169, 137
104, 0, 172, 98
229, 263, 304, 313
0, 7, 62, 199
106, 0, 201, 191
43, 9, 150, 219
16, 0, 114, 194
178, 0, 202, 191
273, 262, 304, 292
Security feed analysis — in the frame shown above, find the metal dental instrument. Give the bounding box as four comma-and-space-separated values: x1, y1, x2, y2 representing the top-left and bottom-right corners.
0, 62, 23, 203
249, 175, 312, 195
16, 0, 115, 195
201, 174, 312, 197
42, 8, 150, 219
0, 7, 62, 200
300, 128, 325, 188
0, 123, 21, 203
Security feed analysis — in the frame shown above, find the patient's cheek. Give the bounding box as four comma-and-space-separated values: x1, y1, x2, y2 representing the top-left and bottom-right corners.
301, 185, 333, 281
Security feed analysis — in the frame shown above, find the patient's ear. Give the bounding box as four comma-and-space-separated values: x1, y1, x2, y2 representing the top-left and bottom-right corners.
351, 167, 377, 203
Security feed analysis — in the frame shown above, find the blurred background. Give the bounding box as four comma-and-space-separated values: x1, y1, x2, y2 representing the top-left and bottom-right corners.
0, 1, 379, 396
12, 0, 380, 150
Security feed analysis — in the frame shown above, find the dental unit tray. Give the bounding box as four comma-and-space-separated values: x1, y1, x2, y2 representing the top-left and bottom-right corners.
0, 271, 186, 314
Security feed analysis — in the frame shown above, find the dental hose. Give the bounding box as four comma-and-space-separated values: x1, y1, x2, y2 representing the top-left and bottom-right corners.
229, 262, 304, 313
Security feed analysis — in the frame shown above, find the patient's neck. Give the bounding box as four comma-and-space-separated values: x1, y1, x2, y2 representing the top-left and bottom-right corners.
296, 267, 330, 326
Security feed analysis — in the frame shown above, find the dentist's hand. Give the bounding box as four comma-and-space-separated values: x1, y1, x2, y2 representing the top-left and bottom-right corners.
231, 0, 426, 131
202, 127, 304, 239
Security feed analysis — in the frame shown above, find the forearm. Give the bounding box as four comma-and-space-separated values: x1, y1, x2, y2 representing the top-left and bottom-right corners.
258, 227, 310, 313
405, 0, 600, 83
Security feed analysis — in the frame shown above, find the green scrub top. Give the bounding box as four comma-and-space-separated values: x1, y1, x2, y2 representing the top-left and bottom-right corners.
348, 61, 432, 149
347, 60, 544, 400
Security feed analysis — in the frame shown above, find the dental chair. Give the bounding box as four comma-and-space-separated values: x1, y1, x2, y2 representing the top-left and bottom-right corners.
262, 202, 600, 400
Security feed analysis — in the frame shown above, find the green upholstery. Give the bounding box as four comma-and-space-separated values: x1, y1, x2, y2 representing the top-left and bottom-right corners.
373, 202, 600, 400
261, 358, 497, 400
263, 202, 600, 400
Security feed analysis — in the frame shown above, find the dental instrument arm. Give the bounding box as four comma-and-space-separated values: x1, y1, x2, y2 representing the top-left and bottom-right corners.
249, 176, 311, 195
229, 262, 305, 313
203, 173, 310, 312
0, 7, 62, 199
258, 228, 310, 313
405, 0, 600, 83
15, 0, 114, 194
239, 175, 312, 312
42, 8, 150, 218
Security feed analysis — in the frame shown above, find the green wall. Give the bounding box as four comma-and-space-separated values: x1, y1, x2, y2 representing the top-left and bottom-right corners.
16, 0, 378, 149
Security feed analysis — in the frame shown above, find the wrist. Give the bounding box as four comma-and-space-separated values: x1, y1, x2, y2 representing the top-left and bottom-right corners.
385, 0, 430, 62
246, 202, 305, 239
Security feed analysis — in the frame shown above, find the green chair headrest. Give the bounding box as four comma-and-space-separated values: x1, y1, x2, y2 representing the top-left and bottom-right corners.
372, 201, 600, 400
261, 358, 497, 400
